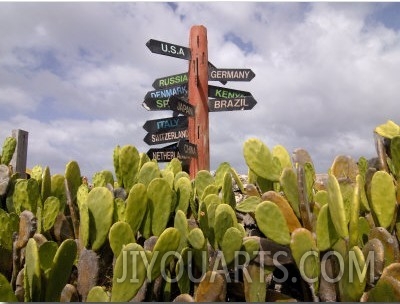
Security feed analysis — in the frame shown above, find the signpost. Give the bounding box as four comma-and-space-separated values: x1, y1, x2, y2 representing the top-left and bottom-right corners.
169, 96, 195, 117
208, 96, 257, 112
143, 128, 188, 146
209, 68, 255, 82
143, 26, 257, 178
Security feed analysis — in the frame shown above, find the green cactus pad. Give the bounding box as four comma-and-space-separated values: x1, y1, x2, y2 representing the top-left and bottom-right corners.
25, 238, 42, 301
331, 155, 359, 183
243, 138, 281, 181
150, 227, 181, 280
273, 144, 292, 170
147, 178, 173, 236
113, 198, 125, 222
188, 227, 206, 250
390, 136, 400, 176
200, 184, 219, 201
240, 236, 260, 263
13, 178, 40, 215
194, 170, 215, 198
367, 275, 400, 301
255, 201, 291, 245
338, 246, 367, 302
30, 165, 43, 184
214, 162, 231, 189
41, 196, 61, 232
92, 170, 114, 188
111, 243, 147, 301
235, 196, 262, 213
221, 226, 243, 265
316, 204, 339, 251
1, 136, 17, 166
137, 161, 161, 187
79, 202, 89, 248
0, 273, 18, 301
290, 228, 320, 291
41, 166, 51, 202
109, 221, 136, 257
0, 209, 19, 250
45, 239, 77, 301
76, 183, 89, 210
348, 175, 361, 248
124, 183, 147, 235
327, 173, 349, 240
87, 187, 114, 251
119, 145, 140, 191
174, 210, 189, 252
38, 241, 58, 275
86, 286, 110, 302
280, 168, 300, 218
370, 171, 396, 229
214, 203, 238, 247
65, 160, 82, 201
51, 174, 66, 212
374, 120, 400, 139
164, 157, 182, 176
243, 263, 266, 301
113, 145, 122, 186
222, 172, 236, 209
174, 176, 192, 213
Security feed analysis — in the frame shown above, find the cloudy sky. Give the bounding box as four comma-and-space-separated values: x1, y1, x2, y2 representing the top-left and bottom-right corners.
1, 2, 400, 179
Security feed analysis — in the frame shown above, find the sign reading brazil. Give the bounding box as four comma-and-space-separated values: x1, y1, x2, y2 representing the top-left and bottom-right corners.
208, 96, 257, 112
142, 84, 188, 111
146, 39, 191, 60
144, 128, 188, 145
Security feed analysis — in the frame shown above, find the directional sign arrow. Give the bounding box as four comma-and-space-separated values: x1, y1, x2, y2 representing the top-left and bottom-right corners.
208, 85, 252, 99
177, 140, 198, 158
143, 83, 188, 111
144, 128, 188, 146
143, 116, 188, 133
208, 96, 257, 112
152, 72, 188, 89
169, 96, 195, 117
146, 143, 190, 162
209, 68, 255, 82
146, 39, 191, 60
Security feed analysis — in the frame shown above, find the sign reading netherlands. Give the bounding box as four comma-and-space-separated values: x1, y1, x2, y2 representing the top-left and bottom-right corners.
152, 72, 188, 89
208, 68, 255, 82
144, 128, 188, 145
208, 96, 257, 112
208, 85, 252, 99
146, 143, 190, 162
146, 39, 191, 60
143, 84, 188, 111
169, 96, 195, 117
143, 116, 188, 133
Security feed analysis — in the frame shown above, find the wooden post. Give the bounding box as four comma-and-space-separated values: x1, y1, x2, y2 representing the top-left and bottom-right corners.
10, 129, 28, 178
188, 25, 209, 179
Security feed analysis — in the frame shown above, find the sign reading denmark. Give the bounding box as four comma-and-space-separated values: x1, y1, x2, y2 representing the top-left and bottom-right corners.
143, 84, 188, 111
146, 39, 191, 60
208, 68, 255, 82
208, 96, 257, 112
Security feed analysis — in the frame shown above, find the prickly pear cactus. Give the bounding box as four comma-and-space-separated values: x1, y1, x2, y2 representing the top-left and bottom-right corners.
65, 160, 82, 201
1, 136, 17, 166
13, 178, 40, 215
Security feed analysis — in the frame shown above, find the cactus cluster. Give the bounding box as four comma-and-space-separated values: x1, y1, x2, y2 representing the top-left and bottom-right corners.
0, 122, 400, 302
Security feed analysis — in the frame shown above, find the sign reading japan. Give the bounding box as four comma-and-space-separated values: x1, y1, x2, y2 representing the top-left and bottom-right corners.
209, 68, 255, 82
169, 96, 195, 117
143, 116, 188, 133
143, 84, 188, 111
208, 96, 257, 112
144, 128, 188, 145
146, 39, 191, 60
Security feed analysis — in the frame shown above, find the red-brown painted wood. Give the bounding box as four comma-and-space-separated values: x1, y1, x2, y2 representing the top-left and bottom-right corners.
188, 25, 209, 179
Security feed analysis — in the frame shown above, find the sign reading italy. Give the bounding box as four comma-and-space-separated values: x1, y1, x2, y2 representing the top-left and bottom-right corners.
208, 68, 255, 82
143, 116, 188, 133
146, 39, 191, 60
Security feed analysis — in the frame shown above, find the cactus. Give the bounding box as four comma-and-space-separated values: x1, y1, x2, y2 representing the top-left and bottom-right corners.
370, 170, 396, 229
118, 145, 140, 191
280, 168, 301, 218
390, 136, 400, 177
348, 175, 361, 248
255, 201, 291, 245
41, 196, 60, 232
41, 166, 51, 202
137, 161, 161, 187
109, 221, 136, 257
50, 174, 66, 212
220, 226, 243, 265
235, 196, 262, 213
174, 210, 189, 252
194, 170, 214, 199
0, 208, 19, 251
87, 286, 110, 302
0, 273, 18, 301
374, 120, 400, 139
368, 227, 400, 267
92, 170, 114, 188
25, 238, 42, 301
113, 198, 125, 222
1, 136, 17, 166
188, 227, 205, 250
243, 263, 266, 302
38, 241, 58, 275
147, 178, 173, 236
164, 157, 182, 176
125, 183, 148, 236
221, 171, 236, 209
214, 162, 231, 189
65, 160, 82, 201
87, 187, 114, 251
316, 204, 339, 251
243, 138, 281, 181
272, 144, 292, 170
214, 203, 238, 247
45, 239, 77, 301
13, 179, 40, 215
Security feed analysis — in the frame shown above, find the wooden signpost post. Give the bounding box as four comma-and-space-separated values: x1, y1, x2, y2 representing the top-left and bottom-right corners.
143, 25, 256, 178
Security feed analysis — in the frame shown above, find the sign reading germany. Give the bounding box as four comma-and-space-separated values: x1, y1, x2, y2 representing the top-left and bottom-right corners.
208, 68, 255, 82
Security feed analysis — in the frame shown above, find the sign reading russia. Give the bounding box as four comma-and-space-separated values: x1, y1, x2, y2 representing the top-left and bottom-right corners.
152, 72, 188, 89
208, 68, 255, 82
146, 39, 191, 60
